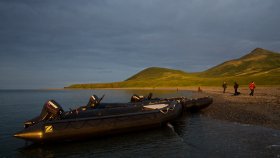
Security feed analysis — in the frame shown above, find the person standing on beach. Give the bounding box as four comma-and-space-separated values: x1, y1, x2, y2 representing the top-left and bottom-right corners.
249, 81, 256, 96
198, 86, 202, 92
234, 82, 239, 96
222, 81, 227, 93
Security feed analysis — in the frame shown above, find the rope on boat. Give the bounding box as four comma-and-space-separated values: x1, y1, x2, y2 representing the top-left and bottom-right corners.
169, 104, 176, 111
160, 104, 176, 114
160, 108, 169, 114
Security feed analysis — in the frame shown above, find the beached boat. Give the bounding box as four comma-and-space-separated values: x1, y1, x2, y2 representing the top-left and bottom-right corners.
130, 94, 213, 112
165, 96, 213, 112
14, 99, 182, 142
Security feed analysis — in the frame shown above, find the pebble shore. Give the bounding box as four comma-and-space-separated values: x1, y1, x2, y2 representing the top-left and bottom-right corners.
190, 86, 280, 130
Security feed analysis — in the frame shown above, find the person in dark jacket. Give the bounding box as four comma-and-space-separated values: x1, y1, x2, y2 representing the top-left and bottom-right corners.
222, 81, 227, 93
234, 82, 240, 96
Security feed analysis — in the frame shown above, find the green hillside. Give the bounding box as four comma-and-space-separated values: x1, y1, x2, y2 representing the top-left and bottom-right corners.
126, 67, 190, 81
200, 48, 280, 77
66, 48, 280, 88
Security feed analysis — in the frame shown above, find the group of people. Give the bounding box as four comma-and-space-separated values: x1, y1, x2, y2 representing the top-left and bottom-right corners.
222, 81, 256, 96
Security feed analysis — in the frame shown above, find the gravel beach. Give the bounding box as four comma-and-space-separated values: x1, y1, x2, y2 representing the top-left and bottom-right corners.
69, 86, 280, 130
190, 86, 280, 130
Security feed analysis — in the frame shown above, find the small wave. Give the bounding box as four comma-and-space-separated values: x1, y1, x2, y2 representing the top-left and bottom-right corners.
266, 144, 280, 148
167, 122, 175, 132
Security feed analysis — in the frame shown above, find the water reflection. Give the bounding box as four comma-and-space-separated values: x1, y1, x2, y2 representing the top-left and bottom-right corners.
17, 127, 183, 158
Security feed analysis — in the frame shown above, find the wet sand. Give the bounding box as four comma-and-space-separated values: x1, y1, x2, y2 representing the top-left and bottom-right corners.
190, 86, 280, 130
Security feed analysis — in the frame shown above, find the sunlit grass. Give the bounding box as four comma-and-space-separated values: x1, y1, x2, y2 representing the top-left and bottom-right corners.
66, 48, 280, 88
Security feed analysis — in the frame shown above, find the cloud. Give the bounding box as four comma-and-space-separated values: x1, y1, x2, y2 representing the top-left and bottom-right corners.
0, 0, 280, 88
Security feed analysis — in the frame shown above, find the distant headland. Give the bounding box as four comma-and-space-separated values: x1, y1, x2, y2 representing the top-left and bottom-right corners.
65, 48, 280, 89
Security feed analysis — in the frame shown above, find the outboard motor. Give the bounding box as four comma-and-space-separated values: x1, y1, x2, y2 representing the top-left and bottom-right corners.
130, 93, 153, 102
24, 100, 64, 128
130, 94, 144, 102
86, 95, 99, 108
147, 93, 153, 100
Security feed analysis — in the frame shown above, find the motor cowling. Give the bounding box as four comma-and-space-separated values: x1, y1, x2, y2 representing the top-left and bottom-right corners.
86, 95, 99, 108
24, 100, 64, 128
130, 94, 144, 102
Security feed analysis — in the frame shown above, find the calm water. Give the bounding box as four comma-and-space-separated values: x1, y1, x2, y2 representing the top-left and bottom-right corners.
0, 89, 280, 158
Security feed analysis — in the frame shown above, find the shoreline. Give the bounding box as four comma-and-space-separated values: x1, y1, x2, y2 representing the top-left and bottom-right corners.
191, 86, 280, 130
45, 86, 280, 130
51, 85, 277, 91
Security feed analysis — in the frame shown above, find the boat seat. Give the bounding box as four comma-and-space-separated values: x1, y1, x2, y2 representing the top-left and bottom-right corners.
143, 104, 169, 110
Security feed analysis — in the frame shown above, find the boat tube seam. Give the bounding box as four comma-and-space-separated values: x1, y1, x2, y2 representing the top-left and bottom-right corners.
43, 103, 178, 125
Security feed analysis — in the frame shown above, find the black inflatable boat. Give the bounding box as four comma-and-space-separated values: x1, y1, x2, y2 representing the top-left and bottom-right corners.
130, 93, 213, 112
14, 98, 182, 142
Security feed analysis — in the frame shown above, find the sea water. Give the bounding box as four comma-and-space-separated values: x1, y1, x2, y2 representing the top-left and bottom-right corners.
0, 89, 280, 158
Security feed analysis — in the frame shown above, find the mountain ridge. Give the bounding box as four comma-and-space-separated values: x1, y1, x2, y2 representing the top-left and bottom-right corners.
66, 48, 280, 88
199, 48, 280, 77
125, 67, 189, 81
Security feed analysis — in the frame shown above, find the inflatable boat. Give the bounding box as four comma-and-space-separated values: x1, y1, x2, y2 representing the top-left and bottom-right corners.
14, 98, 182, 142
179, 97, 213, 112
130, 93, 213, 112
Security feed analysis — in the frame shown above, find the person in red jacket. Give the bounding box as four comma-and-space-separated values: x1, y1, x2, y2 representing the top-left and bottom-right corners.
249, 81, 256, 96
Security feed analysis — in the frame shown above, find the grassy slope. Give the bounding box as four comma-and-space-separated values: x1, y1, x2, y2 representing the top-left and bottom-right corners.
67, 48, 280, 88
196, 48, 280, 85
199, 48, 280, 77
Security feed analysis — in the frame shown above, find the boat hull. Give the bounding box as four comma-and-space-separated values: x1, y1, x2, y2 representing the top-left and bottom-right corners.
140, 96, 213, 112
14, 102, 182, 142
181, 96, 213, 112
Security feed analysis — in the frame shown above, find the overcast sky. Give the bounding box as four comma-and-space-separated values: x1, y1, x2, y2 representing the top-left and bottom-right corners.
0, 0, 280, 89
